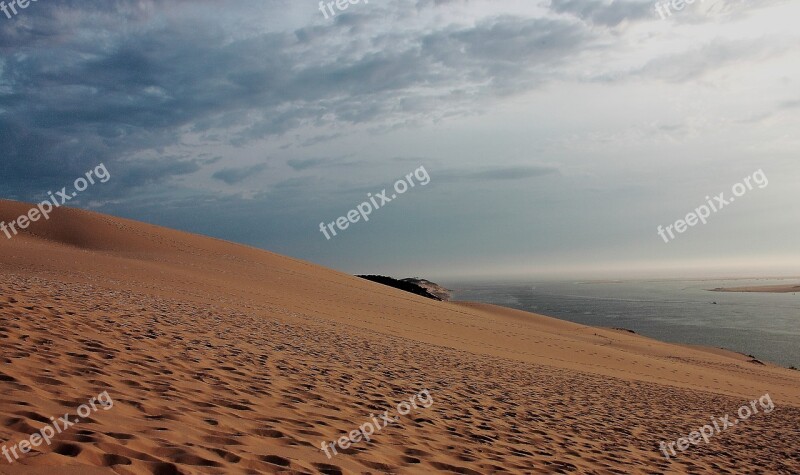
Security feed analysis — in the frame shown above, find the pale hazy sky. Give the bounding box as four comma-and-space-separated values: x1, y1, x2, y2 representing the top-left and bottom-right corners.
2, 0, 798, 280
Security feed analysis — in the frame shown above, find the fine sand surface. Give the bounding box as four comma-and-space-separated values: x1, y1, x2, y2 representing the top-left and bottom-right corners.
710, 284, 800, 293
1, 199, 799, 474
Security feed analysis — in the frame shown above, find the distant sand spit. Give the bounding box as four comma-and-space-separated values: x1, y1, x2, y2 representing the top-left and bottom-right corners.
710, 284, 800, 293
1, 200, 799, 474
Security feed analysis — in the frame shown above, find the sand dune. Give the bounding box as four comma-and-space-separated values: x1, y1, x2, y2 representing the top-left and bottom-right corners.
1, 199, 799, 474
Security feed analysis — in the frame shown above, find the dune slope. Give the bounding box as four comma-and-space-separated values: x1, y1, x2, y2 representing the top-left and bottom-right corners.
1, 200, 799, 474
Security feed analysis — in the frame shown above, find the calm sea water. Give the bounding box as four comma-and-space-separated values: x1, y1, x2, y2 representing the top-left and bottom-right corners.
447, 279, 800, 368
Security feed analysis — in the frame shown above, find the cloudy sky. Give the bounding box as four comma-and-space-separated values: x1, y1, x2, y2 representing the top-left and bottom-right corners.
1, 0, 798, 281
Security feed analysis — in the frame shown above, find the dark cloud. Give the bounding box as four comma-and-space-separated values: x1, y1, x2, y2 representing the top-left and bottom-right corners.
550, 0, 654, 26
635, 39, 783, 83
780, 99, 800, 110
438, 165, 559, 182
118, 158, 205, 188
300, 133, 345, 147
286, 156, 361, 171
212, 164, 268, 185
287, 158, 328, 171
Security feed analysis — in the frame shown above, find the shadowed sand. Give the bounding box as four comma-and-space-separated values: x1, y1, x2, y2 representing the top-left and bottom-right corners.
1, 199, 799, 474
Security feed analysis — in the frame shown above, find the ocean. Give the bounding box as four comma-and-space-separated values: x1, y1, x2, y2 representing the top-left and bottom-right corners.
448, 279, 800, 368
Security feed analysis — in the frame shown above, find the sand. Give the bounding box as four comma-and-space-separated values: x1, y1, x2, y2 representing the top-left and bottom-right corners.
1, 199, 799, 474
710, 284, 800, 293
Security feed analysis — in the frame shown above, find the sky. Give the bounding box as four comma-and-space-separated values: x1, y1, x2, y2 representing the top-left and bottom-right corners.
1, 0, 798, 281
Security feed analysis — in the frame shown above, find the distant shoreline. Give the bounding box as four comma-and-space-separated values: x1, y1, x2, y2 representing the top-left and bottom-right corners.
709, 284, 800, 293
